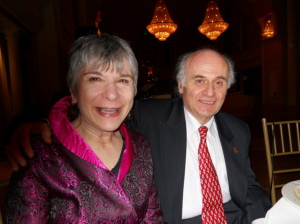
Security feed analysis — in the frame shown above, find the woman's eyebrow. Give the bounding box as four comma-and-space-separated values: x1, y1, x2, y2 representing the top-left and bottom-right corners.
82, 71, 102, 76
119, 74, 133, 79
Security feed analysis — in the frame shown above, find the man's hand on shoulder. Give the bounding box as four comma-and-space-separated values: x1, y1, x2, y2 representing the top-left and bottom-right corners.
7, 121, 52, 171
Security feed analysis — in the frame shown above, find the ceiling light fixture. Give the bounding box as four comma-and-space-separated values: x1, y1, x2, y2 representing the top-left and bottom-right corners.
146, 0, 178, 41
198, 1, 229, 40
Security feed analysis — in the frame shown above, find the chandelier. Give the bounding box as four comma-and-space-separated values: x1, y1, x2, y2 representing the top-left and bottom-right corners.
146, 0, 178, 41
95, 10, 102, 36
198, 1, 229, 40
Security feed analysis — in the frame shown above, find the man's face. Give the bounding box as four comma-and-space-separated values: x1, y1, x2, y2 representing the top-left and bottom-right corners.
178, 50, 229, 124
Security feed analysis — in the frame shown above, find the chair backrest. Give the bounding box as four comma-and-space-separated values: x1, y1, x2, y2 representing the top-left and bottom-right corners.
262, 118, 300, 204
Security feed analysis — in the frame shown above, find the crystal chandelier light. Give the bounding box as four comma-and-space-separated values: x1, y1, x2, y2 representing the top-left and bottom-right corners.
146, 0, 178, 41
198, 1, 229, 40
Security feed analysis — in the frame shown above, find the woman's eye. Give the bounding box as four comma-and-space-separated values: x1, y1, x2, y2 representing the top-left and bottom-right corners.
119, 79, 129, 83
118, 78, 133, 84
89, 77, 100, 81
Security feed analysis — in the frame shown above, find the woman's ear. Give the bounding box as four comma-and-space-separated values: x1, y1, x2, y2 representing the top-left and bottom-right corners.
70, 93, 77, 105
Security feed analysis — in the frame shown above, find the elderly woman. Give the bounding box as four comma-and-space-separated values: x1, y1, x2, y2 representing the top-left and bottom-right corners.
4, 34, 163, 223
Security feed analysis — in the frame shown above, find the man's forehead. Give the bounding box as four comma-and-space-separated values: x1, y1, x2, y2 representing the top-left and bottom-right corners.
188, 51, 226, 65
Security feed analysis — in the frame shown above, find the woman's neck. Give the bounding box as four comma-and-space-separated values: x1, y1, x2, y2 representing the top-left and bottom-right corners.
72, 120, 124, 170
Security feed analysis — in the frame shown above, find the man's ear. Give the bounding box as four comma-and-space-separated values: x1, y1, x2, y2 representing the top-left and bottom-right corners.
178, 81, 184, 94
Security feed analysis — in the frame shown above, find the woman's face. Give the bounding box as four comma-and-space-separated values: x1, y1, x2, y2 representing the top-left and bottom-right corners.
71, 65, 135, 134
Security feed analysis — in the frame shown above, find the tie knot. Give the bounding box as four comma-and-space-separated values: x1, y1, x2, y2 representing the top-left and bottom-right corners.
199, 126, 208, 137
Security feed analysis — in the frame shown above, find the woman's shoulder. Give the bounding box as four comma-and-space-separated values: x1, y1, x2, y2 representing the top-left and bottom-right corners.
8, 136, 63, 186
30, 135, 64, 165
126, 128, 151, 152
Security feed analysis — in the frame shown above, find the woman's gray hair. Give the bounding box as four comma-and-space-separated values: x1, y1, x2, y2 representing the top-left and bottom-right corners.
175, 48, 235, 88
67, 34, 138, 95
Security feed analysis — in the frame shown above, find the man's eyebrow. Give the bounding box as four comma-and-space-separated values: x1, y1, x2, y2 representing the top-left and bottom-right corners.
216, 76, 227, 81
192, 74, 227, 80
191, 74, 205, 79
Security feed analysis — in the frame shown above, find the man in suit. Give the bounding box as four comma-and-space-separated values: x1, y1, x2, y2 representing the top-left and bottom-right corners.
8, 48, 271, 223
129, 49, 271, 223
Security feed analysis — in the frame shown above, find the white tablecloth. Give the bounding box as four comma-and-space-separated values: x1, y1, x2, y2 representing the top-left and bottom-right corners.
264, 197, 300, 224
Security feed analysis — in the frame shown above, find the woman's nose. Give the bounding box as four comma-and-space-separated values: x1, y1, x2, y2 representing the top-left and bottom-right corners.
103, 83, 118, 101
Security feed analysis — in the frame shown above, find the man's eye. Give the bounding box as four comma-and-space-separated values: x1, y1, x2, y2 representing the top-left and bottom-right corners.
214, 80, 226, 87
196, 79, 204, 84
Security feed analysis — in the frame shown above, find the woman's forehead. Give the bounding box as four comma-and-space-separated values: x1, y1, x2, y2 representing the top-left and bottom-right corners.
84, 58, 131, 71
82, 63, 131, 75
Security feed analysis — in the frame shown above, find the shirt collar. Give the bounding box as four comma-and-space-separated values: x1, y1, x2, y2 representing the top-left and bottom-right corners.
183, 106, 215, 137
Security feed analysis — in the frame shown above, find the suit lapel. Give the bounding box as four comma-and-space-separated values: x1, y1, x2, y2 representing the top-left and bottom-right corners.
164, 99, 187, 221
215, 113, 248, 207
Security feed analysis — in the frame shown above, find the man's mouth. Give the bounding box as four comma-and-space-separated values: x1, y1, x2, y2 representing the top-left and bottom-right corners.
200, 100, 214, 105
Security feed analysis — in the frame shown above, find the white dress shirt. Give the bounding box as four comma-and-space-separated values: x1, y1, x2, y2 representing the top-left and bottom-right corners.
182, 107, 231, 219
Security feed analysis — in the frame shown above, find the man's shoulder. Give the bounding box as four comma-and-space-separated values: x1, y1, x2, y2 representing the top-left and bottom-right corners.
217, 111, 245, 121
216, 111, 248, 128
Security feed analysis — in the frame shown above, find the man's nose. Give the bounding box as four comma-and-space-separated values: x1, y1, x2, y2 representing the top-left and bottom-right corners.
204, 83, 215, 96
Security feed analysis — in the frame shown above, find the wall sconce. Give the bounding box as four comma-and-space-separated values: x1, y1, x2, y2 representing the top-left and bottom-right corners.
261, 13, 276, 40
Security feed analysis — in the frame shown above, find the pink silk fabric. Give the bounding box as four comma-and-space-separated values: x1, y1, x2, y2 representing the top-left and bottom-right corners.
5, 96, 163, 223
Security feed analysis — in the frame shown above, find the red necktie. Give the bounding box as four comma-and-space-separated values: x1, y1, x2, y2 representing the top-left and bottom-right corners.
198, 126, 227, 224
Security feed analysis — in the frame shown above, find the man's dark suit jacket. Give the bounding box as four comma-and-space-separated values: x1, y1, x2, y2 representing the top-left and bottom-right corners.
128, 97, 271, 224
